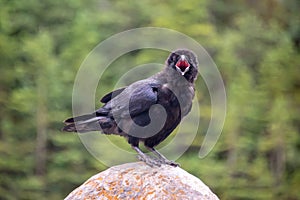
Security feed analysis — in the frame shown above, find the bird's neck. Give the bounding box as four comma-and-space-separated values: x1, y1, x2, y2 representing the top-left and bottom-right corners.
159, 67, 194, 87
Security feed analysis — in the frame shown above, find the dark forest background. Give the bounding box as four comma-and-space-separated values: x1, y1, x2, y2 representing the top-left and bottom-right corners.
0, 0, 300, 199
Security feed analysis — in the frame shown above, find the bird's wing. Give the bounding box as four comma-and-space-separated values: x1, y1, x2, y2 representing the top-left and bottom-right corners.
98, 80, 160, 118
100, 87, 126, 103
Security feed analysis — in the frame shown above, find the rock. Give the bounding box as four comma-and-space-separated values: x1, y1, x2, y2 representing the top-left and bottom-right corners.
65, 162, 219, 200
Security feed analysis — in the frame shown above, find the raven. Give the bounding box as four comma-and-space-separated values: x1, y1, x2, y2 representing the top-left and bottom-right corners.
63, 49, 198, 167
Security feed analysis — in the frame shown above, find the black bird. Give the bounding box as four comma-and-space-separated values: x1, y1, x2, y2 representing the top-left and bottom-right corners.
63, 49, 198, 167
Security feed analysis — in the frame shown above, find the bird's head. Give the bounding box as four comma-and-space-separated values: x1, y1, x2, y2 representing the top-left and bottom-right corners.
167, 49, 198, 82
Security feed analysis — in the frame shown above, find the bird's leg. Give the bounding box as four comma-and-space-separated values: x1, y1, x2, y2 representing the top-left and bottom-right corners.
131, 146, 161, 167
146, 147, 180, 167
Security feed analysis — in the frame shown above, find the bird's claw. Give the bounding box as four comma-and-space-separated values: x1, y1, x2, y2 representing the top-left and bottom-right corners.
161, 159, 180, 167
137, 154, 162, 167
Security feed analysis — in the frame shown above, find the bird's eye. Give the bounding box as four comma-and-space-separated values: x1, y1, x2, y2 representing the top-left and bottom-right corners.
173, 55, 179, 62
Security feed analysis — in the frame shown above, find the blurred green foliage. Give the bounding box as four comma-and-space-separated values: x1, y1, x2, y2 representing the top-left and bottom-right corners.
0, 0, 299, 199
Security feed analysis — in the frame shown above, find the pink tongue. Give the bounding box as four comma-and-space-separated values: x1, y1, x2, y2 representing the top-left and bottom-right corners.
176, 60, 189, 71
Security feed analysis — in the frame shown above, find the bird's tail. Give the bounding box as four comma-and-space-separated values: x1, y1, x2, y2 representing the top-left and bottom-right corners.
62, 113, 114, 133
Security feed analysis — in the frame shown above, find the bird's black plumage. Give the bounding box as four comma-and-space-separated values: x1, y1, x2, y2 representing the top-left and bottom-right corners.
63, 49, 198, 167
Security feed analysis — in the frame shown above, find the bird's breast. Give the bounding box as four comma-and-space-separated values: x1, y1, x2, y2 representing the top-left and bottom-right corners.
158, 83, 194, 118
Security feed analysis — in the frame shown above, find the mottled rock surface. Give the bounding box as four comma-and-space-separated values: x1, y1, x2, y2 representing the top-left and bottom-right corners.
65, 162, 219, 200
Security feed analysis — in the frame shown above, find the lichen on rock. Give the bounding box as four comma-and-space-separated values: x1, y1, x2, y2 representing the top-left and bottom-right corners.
65, 162, 219, 200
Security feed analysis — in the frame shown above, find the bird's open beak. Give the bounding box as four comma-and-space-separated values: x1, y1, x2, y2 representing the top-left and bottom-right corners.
175, 55, 190, 75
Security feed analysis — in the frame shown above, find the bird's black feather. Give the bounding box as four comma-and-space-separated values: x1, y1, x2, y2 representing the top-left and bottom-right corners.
62, 49, 198, 167
102, 81, 159, 118
100, 87, 126, 103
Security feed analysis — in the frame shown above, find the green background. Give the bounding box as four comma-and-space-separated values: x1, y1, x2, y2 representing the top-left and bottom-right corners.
0, 0, 299, 199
